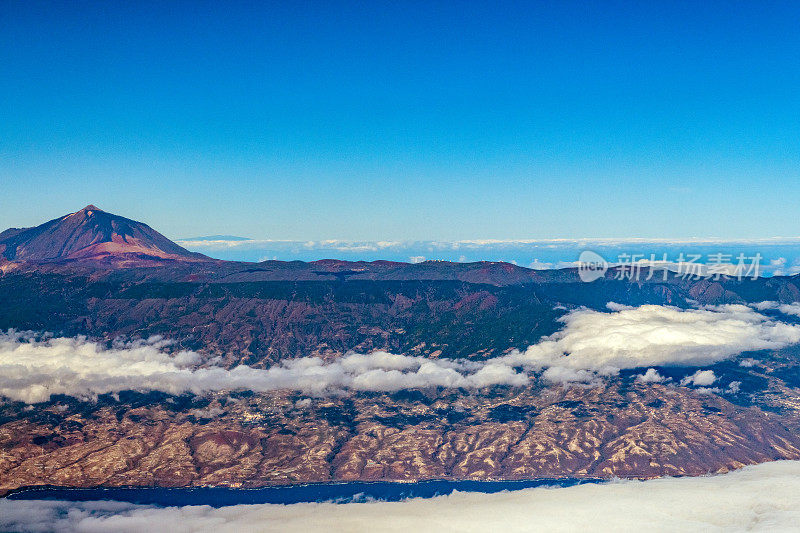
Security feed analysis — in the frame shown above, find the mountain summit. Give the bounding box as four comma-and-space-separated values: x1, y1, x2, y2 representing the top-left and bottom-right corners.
0, 205, 206, 262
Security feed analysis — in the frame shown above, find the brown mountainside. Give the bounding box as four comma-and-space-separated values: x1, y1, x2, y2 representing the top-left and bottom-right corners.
0, 205, 206, 262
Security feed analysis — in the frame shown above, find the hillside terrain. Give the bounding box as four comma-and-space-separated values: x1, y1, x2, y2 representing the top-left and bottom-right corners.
2, 207, 800, 495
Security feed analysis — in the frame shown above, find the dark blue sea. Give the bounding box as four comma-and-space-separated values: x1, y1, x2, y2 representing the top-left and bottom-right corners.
6, 478, 602, 507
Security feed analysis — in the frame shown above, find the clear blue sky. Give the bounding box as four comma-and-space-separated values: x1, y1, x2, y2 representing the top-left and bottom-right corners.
3, 1, 800, 240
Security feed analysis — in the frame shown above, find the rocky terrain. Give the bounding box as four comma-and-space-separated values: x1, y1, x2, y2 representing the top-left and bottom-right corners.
3, 206, 800, 495
3, 373, 800, 496
1, 264, 798, 365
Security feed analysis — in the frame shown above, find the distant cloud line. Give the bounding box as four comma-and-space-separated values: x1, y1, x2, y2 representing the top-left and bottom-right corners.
178, 237, 800, 249
175, 238, 800, 276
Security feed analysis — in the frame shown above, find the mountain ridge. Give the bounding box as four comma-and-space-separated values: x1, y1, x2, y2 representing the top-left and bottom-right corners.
0, 205, 208, 263
0, 206, 560, 285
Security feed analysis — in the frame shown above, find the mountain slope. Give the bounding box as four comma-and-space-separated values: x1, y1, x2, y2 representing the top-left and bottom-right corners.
0, 205, 206, 262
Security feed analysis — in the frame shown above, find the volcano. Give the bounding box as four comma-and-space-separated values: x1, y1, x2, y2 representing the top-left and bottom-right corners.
0, 205, 207, 262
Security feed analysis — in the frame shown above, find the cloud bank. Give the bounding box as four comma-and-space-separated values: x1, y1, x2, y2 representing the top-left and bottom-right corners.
1, 303, 798, 402
501, 304, 800, 381
752, 301, 800, 317
0, 332, 525, 403
173, 237, 800, 277
3, 460, 800, 532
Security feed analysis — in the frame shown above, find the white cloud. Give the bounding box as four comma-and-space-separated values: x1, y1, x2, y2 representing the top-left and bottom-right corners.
540, 366, 601, 385
1, 303, 798, 402
501, 304, 800, 382
3, 460, 800, 532
752, 301, 800, 317
176, 239, 409, 253
528, 260, 583, 270
636, 368, 667, 383
0, 332, 527, 403
761, 258, 800, 277
681, 370, 717, 387
528, 259, 553, 270
0, 333, 203, 403
604, 302, 634, 311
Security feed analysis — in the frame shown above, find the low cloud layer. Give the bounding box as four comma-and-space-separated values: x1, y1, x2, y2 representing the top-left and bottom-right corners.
3, 460, 800, 532
1, 303, 799, 402
752, 301, 800, 317
499, 303, 800, 383
0, 332, 525, 403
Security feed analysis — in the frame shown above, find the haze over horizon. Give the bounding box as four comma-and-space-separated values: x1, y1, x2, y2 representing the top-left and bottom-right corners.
5, 1, 800, 241
6, 204, 800, 274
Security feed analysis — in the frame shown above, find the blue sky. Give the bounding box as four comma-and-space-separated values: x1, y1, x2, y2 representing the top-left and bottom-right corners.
3, 1, 800, 241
